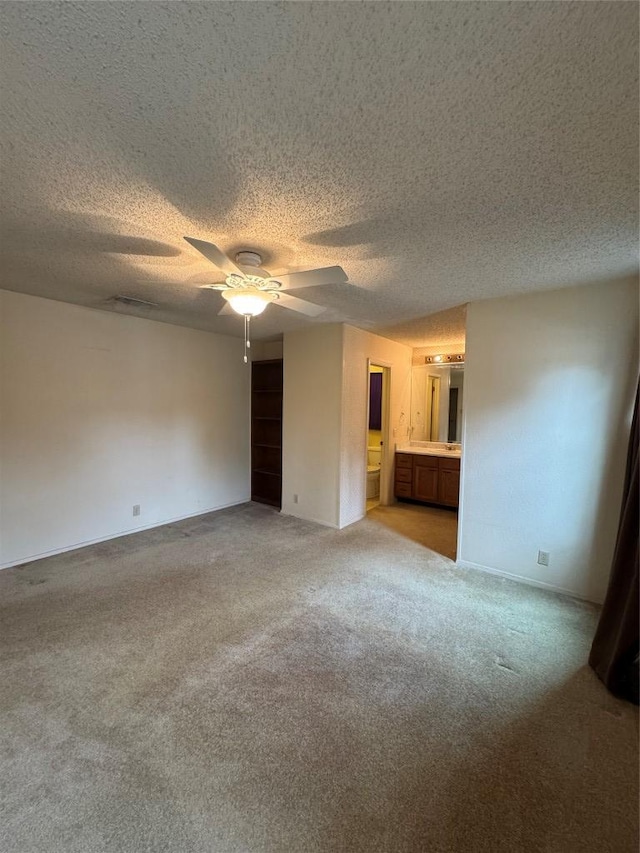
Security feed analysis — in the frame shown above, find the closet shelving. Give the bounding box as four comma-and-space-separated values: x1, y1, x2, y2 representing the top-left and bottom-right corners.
251, 359, 283, 507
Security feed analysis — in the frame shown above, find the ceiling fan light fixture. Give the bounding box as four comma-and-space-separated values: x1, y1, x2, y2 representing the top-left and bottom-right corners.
184, 236, 346, 364
222, 286, 274, 317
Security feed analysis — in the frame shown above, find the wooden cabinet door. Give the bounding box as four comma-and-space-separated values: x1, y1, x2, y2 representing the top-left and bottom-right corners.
438, 457, 460, 507
438, 468, 460, 507
413, 464, 439, 503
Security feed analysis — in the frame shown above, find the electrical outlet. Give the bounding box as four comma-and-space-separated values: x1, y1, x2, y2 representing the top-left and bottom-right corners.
133, 505, 140, 517
537, 550, 550, 566
293, 494, 299, 504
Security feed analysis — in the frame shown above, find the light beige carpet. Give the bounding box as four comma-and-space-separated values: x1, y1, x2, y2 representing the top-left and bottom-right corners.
1, 502, 637, 852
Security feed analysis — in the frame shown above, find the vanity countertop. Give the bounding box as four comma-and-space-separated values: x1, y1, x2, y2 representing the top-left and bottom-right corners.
396, 445, 462, 459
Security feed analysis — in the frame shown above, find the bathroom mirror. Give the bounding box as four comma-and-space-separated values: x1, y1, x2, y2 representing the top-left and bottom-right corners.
410, 364, 464, 443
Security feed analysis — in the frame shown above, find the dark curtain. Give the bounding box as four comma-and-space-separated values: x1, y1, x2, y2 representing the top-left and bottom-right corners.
589, 382, 639, 705
369, 373, 382, 431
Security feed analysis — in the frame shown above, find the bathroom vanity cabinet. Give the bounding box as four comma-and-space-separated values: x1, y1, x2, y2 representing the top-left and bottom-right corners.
394, 452, 460, 508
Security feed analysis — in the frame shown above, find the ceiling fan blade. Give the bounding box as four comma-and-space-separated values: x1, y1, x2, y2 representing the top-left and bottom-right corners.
183, 237, 245, 277
218, 302, 236, 316
271, 265, 347, 291
275, 293, 326, 316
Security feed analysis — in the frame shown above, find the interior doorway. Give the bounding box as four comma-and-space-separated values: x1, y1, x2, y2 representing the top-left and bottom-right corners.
366, 363, 390, 513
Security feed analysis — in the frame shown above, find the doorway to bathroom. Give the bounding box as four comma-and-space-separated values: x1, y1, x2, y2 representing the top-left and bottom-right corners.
366, 363, 390, 513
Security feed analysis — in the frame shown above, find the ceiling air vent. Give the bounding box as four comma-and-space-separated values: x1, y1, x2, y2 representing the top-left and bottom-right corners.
108, 295, 159, 309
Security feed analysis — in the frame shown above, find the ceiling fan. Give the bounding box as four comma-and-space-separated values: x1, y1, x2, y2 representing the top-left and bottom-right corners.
183, 236, 348, 361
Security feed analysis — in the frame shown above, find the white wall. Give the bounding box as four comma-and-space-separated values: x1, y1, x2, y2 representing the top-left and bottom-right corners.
410, 366, 429, 441
458, 277, 639, 603
282, 324, 411, 529
0, 290, 250, 568
281, 324, 344, 527
340, 325, 412, 527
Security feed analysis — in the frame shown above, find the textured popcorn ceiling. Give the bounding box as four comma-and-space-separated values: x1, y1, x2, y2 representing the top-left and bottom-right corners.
1, 2, 637, 345
377, 305, 467, 352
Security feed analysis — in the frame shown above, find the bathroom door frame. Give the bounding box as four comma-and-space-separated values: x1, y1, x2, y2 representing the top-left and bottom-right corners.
365, 360, 392, 513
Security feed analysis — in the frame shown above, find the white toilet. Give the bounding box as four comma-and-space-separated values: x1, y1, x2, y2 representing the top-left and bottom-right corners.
366, 446, 381, 499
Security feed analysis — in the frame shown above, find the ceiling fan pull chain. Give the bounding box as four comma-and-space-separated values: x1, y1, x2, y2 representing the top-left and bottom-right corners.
244, 315, 248, 363
244, 314, 251, 363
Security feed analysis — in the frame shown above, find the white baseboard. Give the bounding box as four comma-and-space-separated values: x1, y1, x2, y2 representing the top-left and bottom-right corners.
455, 558, 600, 604
338, 513, 366, 529
279, 510, 340, 529
0, 498, 250, 570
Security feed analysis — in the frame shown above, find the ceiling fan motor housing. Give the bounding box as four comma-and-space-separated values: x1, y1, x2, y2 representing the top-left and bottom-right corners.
234, 251, 262, 268
234, 251, 274, 281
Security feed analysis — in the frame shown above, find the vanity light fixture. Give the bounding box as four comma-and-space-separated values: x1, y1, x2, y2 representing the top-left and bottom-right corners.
425, 353, 465, 365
